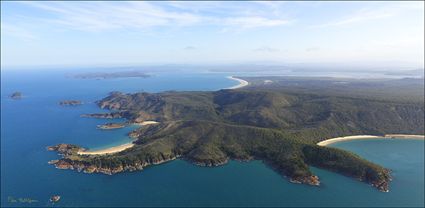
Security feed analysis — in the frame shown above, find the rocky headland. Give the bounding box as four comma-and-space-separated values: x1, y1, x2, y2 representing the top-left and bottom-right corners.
47, 77, 424, 192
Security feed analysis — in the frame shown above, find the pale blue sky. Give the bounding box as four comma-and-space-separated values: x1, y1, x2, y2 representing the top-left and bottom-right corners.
1, 1, 424, 68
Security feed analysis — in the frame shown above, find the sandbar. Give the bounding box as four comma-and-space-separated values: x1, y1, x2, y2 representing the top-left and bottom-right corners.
227, 76, 249, 89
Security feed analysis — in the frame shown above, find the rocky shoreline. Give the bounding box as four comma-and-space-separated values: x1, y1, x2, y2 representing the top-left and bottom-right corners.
47, 144, 323, 188
81, 112, 122, 119
97, 122, 127, 130
47, 144, 181, 175
45, 88, 416, 193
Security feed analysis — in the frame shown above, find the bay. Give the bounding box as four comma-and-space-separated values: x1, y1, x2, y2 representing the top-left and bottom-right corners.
1, 69, 423, 207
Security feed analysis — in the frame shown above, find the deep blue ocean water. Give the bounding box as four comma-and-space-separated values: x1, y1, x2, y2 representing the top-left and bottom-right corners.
1, 69, 424, 207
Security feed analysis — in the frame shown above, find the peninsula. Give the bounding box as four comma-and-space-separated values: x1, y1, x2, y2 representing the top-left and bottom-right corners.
48, 76, 424, 192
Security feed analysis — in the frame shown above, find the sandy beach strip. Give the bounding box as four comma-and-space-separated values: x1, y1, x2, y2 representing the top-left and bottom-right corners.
77, 143, 135, 155
134, 121, 159, 126
226, 76, 249, 89
77, 121, 159, 155
317, 134, 425, 146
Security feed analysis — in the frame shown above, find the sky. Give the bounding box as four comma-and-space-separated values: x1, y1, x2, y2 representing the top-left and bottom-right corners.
1, 1, 424, 69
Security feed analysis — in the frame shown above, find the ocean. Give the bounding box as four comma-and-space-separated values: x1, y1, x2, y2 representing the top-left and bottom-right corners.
1, 69, 423, 207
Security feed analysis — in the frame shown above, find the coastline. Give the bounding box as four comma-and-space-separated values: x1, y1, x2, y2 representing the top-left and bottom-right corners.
226, 76, 249, 89
134, 121, 159, 126
78, 121, 159, 155
317, 134, 425, 146
77, 143, 135, 155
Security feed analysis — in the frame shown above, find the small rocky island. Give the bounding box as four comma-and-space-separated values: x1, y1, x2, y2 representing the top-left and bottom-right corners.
59, 100, 82, 106
97, 123, 127, 130
10, 92, 22, 100
50, 195, 61, 203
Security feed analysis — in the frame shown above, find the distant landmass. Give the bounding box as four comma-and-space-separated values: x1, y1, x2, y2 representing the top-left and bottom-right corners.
48, 76, 424, 192
59, 100, 82, 106
73, 71, 150, 79
10, 92, 22, 100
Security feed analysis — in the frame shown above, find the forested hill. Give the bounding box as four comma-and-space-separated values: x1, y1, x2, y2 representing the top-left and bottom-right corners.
48, 77, 424, 192
97, 88, 424, 143
240, 76, 424, 103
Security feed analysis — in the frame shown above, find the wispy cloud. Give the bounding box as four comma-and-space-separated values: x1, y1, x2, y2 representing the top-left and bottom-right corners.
313, 9, 392, 28
15, 1, 292, 32
223, 17, 289, 29
19, 1, 201, 31
1, 23, 37, 41
312, 3, 421, 28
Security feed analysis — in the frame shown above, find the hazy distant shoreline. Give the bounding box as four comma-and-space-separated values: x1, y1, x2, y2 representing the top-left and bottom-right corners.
317, 134, 425, 146
226, 76, 249, 89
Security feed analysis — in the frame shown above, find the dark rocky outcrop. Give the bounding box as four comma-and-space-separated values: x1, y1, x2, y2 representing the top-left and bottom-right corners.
10, 92, 22, 100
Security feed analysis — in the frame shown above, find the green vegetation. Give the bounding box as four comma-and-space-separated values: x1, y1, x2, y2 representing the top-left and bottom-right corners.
48, 77, 424, 192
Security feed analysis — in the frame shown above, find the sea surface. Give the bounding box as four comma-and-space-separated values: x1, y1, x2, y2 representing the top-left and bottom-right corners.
1, 69, 424, 207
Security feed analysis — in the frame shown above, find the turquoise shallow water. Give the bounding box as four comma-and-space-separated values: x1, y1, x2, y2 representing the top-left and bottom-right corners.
1, 69, 424, 207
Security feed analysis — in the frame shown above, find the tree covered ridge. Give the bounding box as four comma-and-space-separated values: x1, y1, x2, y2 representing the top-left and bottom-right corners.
99, 89, 424, 142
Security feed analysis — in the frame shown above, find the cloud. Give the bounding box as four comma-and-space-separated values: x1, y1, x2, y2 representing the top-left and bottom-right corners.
14, 1, 291, 32
314, 9, 392, 28
223, 16, 289, 29
18, 1, 202, 32
254, 46, 280, 53
0, 23, 37, 41
312, 3, 421, 28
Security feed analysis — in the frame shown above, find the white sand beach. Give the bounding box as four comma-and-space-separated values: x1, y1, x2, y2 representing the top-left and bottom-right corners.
227, 76, 249, 89
134, 121, 159, 125
77, 143, 135, 155
317, 134, 425, 146
77, 121, 159, 155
